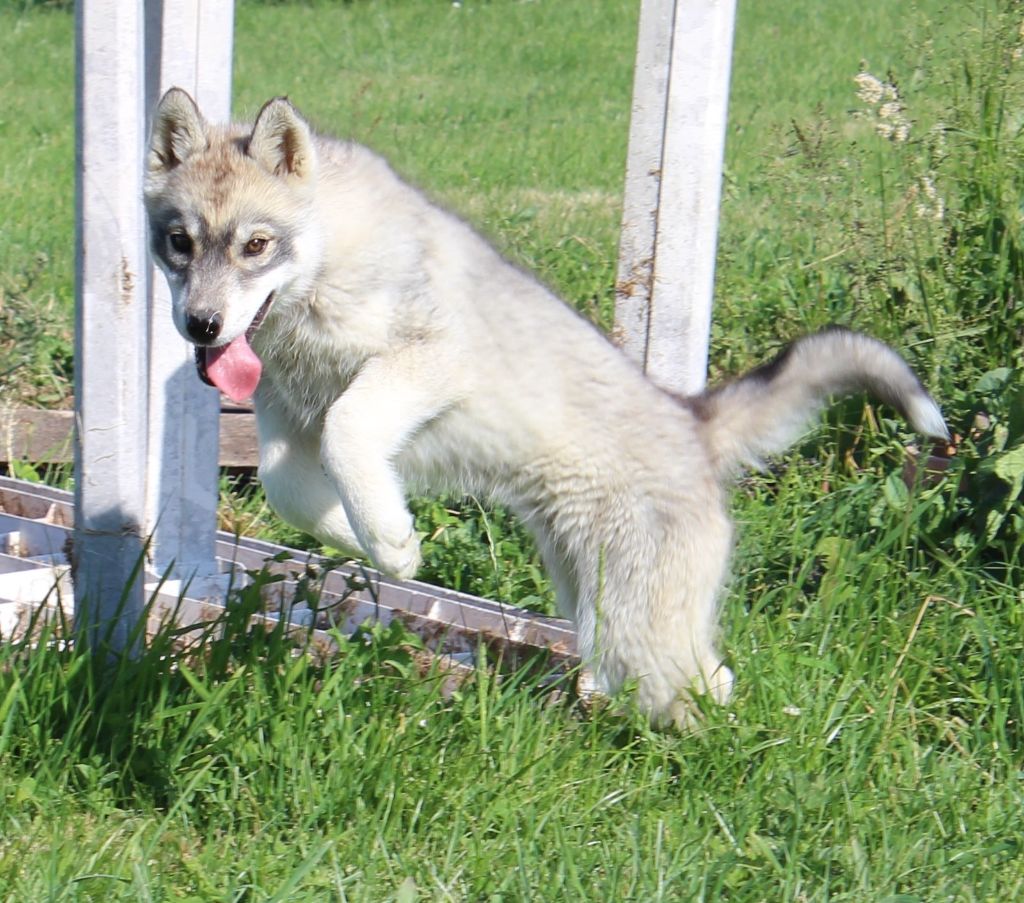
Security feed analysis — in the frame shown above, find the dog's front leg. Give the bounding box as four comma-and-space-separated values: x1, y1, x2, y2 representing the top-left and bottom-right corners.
320, 353, 454, 580
257, 402, 364, 555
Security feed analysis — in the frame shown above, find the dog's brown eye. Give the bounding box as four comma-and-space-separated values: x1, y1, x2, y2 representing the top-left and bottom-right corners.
169, 231, 192, 254
244, 236, 269, 256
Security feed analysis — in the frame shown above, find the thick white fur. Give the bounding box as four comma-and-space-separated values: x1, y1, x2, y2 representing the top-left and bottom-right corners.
145, 91, 948, 727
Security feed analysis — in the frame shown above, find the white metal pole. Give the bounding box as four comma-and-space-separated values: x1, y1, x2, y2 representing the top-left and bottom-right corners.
143, 0, 234, 585
614, 0, 737, 397
73, 0, 149, 650
614, 0, 675, 367
74, 0, 236, 650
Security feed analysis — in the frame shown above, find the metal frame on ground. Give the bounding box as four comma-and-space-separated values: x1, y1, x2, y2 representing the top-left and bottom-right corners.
0, 476, 578, 674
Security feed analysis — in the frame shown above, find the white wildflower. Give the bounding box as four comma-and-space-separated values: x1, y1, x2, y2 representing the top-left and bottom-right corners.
854, 72, 884, 105
782, 705, 802, 717
856, 69, 910, 141
875, 100, 910, 142
879, 101, 902, 121
914, 175, 945, 221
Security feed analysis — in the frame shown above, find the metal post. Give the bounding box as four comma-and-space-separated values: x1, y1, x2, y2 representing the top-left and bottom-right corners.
73, 0, 149, 651
143, 0, 234, 586
614, 0, 737, 397
74, 0, 235, 651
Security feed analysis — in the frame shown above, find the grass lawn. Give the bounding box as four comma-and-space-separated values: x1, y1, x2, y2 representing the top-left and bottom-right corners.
1, 0, 1024, 899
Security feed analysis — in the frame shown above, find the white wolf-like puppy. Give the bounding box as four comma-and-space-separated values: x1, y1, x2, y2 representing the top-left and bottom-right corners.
144, 89, 948, 726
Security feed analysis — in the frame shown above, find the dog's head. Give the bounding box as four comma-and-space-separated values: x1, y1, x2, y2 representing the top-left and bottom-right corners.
144, 88, 323, 401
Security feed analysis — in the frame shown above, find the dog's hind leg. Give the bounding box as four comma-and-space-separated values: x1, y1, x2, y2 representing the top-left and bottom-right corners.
575, 505, 735, 728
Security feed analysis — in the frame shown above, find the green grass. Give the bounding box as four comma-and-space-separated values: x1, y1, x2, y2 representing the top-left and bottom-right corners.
717, 2, 1024, 379
0, 8, 73, 311
233, 0, 636, 330
0, 553, 1021, 900
0, 6, 75, 403
2, 0, 1024, 898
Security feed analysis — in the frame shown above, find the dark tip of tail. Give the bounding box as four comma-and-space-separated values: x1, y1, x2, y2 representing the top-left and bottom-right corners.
744, 341, 795, 386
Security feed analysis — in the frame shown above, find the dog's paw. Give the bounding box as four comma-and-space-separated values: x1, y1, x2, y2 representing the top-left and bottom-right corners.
368, 529, 422, 580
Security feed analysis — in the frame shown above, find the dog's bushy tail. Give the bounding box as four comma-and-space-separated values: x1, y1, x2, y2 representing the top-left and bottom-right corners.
693, 327, 949, 478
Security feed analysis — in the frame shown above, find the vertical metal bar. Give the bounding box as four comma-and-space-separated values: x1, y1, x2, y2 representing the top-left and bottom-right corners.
614, 0, 675, 367
143, 0, 234, 583
615, 0, 737, 397
73, 0, 149, 651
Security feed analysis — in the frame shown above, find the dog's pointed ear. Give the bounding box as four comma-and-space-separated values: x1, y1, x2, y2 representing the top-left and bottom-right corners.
247, 97, 316, 182
148, 88, 208, 174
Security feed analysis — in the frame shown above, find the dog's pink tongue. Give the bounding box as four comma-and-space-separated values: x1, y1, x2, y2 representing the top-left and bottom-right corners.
204, 335, 263, 402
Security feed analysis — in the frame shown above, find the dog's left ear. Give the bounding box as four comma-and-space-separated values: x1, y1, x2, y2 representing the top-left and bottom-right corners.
247, 97, 316, 183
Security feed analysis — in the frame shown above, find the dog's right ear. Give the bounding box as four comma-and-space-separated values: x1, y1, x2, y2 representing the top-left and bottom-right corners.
147, 88, 208, 174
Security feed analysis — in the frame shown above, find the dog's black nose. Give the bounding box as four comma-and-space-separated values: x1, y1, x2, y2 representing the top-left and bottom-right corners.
186, 311, 223, 344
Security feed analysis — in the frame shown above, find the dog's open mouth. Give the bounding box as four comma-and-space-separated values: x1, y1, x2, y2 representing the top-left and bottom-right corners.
195, 292, 275, 402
